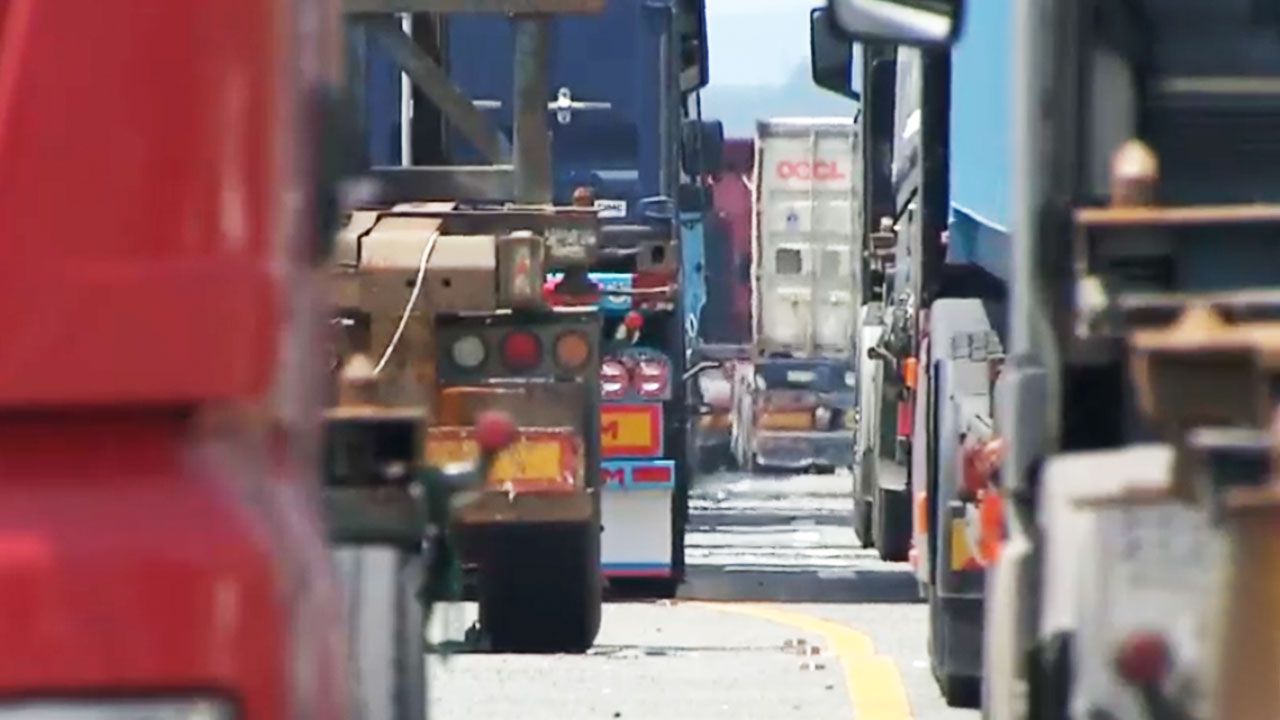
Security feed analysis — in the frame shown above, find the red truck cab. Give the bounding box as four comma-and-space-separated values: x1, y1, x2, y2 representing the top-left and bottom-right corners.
0, 2, 348, 717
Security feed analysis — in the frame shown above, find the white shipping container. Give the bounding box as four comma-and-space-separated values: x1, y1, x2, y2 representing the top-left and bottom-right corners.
752, 117, 863, 358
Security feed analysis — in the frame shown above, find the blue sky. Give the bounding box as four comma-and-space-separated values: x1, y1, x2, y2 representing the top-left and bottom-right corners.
705, 0, 817, 86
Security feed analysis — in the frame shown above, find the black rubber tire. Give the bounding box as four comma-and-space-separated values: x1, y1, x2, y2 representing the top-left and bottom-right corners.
873, 483, 911, 562
696, 443, 725, 474
666, 301, 690, 591
723, 445, 740, 471
853, 495, 875, 549
854, 449, 876, 548
1033, 633, 1076, 720
927, 587, 981, 710
942, 675, 982, 708
333, 545, 425, 720
478, 522, 602, 653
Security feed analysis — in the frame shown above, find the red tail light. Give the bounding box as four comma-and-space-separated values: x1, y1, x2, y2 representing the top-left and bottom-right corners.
635, 358, 670, 399
499, 330, 542, 372
601, 360, 628, 399
896, 399, 913, 437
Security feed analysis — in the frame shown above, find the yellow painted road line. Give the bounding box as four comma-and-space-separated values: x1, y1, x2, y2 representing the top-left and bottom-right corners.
686, 601, 913, 720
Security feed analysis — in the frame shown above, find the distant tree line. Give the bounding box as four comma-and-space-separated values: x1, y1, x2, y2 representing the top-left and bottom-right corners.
700, 61, 859, 138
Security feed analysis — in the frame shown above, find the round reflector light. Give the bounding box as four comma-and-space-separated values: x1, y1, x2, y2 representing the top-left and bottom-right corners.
500, 330, 542, 372
635, 359, 669, 397
554, 330, 591, 370
601, 359, 629, 399
450, 335, 487, 369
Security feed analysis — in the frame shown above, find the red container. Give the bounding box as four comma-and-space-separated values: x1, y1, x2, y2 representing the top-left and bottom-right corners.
703, 138, 755, 345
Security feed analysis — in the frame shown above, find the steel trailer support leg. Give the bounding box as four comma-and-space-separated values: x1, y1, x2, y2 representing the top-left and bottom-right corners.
512, 14, 552, 204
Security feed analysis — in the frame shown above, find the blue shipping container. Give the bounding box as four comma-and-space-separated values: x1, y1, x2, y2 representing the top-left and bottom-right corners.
946, 0, 1012, 283
446, 1, 669, 224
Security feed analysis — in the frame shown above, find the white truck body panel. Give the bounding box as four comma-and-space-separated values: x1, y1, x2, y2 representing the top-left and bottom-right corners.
752, 117, 863, 358
856, 314, 885, 464
1038, 446, 1220, 720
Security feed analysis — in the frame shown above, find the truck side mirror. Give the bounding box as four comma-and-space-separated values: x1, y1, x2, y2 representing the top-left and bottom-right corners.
681, 119, 724, 178
826, 0, 965, 47
810, 7, 860, 101
677, 0, 710, 93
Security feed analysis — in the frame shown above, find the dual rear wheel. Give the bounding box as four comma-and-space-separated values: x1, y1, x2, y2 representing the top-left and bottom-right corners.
476, 521, 603, 653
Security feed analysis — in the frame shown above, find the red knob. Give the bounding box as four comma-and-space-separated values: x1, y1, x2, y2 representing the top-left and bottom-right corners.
624, 310, 645, 332
475, 410, 517, 453
1114, 631, 1171, 687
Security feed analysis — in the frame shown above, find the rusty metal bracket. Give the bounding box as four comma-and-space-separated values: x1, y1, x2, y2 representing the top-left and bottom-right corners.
1071, 203, 1280, 340
372, 206, 597, 234
512, 15, 552, 203
355, 16, 510, 164
367, 166, 516, 203
1129, 305, 1280, 498
1129, 306, 1280, 431
374, 205, 600, 267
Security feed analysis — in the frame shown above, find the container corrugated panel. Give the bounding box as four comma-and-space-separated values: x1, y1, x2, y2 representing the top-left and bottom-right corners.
347, 24, 403, 167
446, 3, 662, 223
752, 117, 863, 358
947, 0, 1013, 282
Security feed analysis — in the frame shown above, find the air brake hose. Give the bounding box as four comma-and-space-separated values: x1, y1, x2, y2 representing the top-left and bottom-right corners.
372, 231, 440, 375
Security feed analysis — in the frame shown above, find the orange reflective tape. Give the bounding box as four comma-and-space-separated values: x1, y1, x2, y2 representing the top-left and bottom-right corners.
913, 490, 929, 534
976, 488, 1005, 566
949, 518, 976, 571
425, 425, 581, 493
436, 386, 522, 425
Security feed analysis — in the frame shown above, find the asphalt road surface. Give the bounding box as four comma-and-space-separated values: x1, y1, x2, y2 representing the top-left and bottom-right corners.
427, 470, 981, 720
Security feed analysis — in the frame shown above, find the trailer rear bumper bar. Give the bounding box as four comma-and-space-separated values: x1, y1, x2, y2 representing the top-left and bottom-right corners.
454, 489, 595, 525
753, 429, 855, 469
